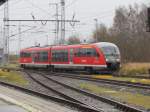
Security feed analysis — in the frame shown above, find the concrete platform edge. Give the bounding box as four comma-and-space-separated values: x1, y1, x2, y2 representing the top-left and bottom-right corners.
0, 93, 42, 112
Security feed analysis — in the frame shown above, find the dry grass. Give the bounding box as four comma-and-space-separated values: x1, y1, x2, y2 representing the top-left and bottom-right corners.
92, 63, 150, 84
92, 75, 150, 84
119, 63, 150, 75
0, 70, 28, 86
4, 64, 19, 68
79, 83, 150, 110
0, 63, 20, 70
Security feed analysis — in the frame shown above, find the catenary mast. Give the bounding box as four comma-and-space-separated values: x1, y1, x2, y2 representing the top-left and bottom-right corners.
3, 0, 9, 65
60, 0, 65, 44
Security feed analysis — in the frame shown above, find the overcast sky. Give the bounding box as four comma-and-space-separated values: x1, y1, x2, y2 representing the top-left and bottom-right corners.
0, 0, 148, 54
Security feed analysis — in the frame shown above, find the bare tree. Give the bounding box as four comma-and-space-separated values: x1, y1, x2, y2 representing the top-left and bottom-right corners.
93, 23, 109, 42
67, 35, 81, 45
92, 4, 150, 62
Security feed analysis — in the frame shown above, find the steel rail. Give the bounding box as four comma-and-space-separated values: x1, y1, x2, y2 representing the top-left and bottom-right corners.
38, 72, 145, 112
25, 71, 104, 112
0, 79, 101, 112
0, 68, 147, 111
25, 71, 84, 105
49, 72, 150, 90
1, 67, 149, 89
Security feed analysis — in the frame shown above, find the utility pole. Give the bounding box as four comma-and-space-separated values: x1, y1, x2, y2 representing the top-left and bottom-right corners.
18, 22, 21, 55
49, 3, 59, 45
3, 0, 9, 65
0, 26, 2, 47
94, 18, 98, 42
60, 0, 65, 44
55, 4, 59, 45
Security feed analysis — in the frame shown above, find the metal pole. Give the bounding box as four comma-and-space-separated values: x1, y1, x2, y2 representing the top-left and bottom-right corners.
94, 18, 98, 42
0, 26, 3, 65
5, 19, 79, 22
56, 4, 59, 45
60, 0, 65, 45
18, 22, 21, 55
50, 3, 59, 45
0, 26, 2, 47
3, 0, 9, 65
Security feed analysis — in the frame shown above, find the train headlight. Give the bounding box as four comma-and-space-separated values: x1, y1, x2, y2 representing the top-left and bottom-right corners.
106, 59, 109, 62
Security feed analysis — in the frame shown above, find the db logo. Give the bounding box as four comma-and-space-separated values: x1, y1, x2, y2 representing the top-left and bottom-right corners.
81, 60, 87, 63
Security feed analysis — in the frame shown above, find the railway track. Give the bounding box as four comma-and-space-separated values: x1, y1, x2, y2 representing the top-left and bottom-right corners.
1, 67, 149, 89
0, 76, 104, 112
46, 71, 150, 90
26, 71, 120, 112
1, 67, 149, 90
0, 68, 148, 111
30, 71, 145, 112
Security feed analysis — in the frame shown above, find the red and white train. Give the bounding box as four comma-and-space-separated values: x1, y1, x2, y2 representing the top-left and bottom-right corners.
19, 42, 121, 72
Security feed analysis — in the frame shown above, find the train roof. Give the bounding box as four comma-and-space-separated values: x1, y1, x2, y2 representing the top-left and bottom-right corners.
20, 42, 118, 52
51, 43, 94, 49
21, 46, 51, 52
94, 42, 118, 48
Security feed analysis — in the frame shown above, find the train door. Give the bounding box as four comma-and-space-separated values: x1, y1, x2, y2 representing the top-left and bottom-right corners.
32, 51, 39, 64
31, 51, 35, 64
70, 48, 74, 64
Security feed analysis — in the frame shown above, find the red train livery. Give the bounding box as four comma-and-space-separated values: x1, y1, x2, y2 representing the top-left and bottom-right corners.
20, 42, 121, 72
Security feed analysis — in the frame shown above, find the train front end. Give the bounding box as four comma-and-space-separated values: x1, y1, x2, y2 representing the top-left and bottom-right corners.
95, 42, 121, 71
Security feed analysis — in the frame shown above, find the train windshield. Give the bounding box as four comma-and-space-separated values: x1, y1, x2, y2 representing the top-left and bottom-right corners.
101, 46, 120, 55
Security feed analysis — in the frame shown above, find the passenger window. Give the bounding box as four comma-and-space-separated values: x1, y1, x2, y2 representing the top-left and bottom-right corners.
74, 48, 80, 57
20, 52, 31, 58
34, 51, 48, 62
74, 48, 98, 57
86, 48, 92, 57
52, 49, 68, 62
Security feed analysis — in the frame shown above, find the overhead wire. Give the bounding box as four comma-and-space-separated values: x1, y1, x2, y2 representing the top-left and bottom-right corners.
66, 0, 78, 8
41, 21, 47, 25
9, 26, 37, 38
1, 0, 79, 46
9, 23, 47, 38
9, 24, 50, 43
0, 0, 29, 22
0, 0, 24, 12
24, 0, 51, 15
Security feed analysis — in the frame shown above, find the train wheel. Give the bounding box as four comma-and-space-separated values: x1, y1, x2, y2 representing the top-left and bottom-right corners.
20, 64, 23, 68
85, 67, 93, 74
110, 63, 120, 71
51, 66, 55, 72
46, 65, 51, 70
20, 64, 26, 69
